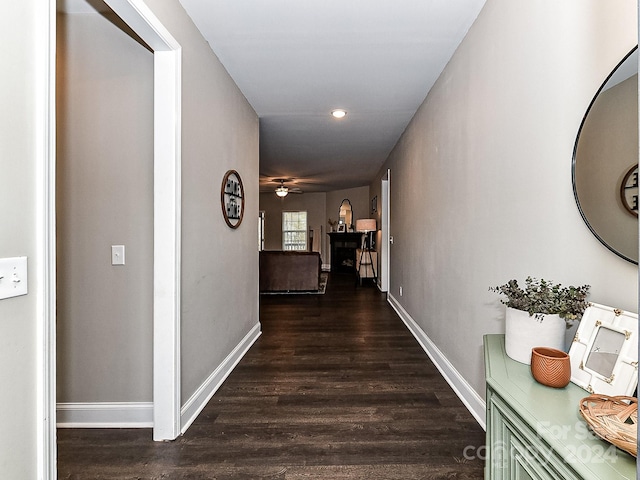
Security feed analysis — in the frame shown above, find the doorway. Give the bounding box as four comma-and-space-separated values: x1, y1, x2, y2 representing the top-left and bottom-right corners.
56, 6, 155, 432
102, 0, 182, 441
46, 2, 183, 475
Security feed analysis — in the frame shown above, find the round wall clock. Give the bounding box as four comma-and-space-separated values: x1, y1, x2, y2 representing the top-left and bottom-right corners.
620, 164, 638, 217
221, 170, 244, 228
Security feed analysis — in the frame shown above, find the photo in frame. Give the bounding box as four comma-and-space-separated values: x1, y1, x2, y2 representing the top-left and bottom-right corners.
336, 224, 346, 233
568, 303, 638, 396
371, 195, 377, 214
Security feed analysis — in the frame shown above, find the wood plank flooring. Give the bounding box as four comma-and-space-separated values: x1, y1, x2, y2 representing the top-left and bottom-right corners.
57, 273, 486, 479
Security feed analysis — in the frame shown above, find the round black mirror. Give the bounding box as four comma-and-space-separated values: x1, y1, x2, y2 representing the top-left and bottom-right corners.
572, 46, 638, 264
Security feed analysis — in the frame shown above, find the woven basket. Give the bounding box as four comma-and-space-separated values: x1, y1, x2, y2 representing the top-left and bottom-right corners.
579, 395, 637, 457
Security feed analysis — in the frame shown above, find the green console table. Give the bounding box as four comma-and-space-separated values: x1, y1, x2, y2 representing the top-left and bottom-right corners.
484, 334, 636, 479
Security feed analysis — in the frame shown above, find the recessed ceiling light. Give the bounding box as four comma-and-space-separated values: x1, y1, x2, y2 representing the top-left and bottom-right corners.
331, 109, 347, 119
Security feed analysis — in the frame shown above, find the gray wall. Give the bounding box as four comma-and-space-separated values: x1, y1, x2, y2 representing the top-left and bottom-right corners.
145, 0, 260, 402
57, 0, 260, 411
259, 185, 370, 266
326, 186, 371, 231
57, 12, 154, 403
260, 192, 327, 254
372, 0, 638, 400
0, 0, 47, 476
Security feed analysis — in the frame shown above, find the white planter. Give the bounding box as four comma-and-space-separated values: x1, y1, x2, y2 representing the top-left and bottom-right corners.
504, 307, 566, 364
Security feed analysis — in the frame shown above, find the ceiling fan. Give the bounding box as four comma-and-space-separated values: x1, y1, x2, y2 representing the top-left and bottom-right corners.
274, 179, 302, 197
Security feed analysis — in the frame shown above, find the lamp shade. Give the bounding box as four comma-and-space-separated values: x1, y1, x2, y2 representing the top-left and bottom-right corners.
275, 185, 288, 197
355, 218, 376, 232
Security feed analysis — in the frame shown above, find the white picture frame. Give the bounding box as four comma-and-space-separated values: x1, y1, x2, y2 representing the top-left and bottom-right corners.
568, 303, 638, 396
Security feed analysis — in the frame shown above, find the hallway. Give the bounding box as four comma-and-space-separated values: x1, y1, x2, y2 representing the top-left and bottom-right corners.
57, 274, 485, 479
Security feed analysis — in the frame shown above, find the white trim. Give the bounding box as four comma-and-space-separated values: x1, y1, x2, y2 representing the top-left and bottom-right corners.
40, 1, 57, 478
56, 402, 153, 428
380, 170, 390, 292
103, 0, 182, 441
181, 324, 262, 434
104, 0, 179, 51
387, 294, 486, 430
151, 47, 182, 442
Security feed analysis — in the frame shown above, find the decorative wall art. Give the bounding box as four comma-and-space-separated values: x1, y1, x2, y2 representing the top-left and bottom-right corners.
568, 303, 638, 396
620, 164, 638, 217
220, 170, 244, 229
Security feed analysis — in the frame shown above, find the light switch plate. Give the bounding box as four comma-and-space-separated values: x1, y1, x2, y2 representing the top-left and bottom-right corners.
111, 245, 125, 265
0, 256, 28, 300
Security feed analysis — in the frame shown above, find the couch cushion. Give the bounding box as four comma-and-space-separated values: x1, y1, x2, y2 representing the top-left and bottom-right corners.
259, 251, 321, 292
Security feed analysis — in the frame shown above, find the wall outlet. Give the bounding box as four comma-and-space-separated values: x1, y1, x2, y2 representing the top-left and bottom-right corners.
399, 286, 403, 296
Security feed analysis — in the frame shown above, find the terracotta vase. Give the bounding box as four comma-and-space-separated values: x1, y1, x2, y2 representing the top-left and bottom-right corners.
530, 347, 571, 388
504, 307, 566, 364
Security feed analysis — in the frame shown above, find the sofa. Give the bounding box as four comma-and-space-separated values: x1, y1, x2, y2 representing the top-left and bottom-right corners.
259, 251, 322, 292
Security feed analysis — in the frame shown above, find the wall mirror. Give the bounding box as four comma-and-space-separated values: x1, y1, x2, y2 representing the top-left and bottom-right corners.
572, 46, 638, 264
339, 199, 353, 230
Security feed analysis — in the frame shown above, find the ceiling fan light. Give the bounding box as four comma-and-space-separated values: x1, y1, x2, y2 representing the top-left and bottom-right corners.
275, 185, 289, 197
331, 109, 347, 119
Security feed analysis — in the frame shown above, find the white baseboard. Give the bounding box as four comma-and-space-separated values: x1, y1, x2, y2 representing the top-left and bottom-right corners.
387, 294, 486, 430
56, 323, 262, 431
180, 323, 262, 434
57, 402, 153, 428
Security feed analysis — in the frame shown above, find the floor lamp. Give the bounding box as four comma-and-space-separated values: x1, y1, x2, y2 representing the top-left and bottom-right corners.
355, 218, 377, 285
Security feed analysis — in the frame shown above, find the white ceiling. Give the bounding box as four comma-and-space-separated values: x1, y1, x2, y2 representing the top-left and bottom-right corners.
60, 0, 487, 193
178, 0, 486, 192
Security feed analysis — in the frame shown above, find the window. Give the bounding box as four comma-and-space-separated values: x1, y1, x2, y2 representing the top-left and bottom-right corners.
282, 211, 307, 250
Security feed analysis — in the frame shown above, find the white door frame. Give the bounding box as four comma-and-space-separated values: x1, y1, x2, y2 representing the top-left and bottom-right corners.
41, 2, 183, 475
38, 2, 57, 478
380, 170, 390, 293
102, 0, 183, 443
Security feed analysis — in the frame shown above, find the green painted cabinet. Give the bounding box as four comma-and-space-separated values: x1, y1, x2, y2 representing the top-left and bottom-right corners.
484, 334, 636, 480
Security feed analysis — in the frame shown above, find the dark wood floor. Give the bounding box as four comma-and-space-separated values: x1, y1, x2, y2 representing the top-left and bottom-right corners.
57, 273, 486, 479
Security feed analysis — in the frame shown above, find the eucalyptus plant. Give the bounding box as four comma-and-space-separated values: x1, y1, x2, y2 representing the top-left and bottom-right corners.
490, 276, 590, 323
